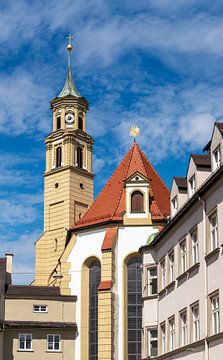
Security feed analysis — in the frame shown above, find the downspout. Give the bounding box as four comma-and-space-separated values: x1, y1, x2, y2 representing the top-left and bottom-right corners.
198, 196, 209, 360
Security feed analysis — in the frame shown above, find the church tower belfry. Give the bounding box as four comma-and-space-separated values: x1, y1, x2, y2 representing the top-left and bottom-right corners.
34, 36, 94, 285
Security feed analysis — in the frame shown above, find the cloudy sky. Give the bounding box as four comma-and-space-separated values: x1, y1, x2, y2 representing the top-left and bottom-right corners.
0, 0, 223, 283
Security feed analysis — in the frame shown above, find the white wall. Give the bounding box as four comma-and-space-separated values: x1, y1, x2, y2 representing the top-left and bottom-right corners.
68, 224, 157, 360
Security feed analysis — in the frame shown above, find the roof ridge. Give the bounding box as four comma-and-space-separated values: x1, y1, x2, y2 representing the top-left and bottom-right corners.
111, 143, 135, 218
137, 145, 168, 217
138, 145, 169, 192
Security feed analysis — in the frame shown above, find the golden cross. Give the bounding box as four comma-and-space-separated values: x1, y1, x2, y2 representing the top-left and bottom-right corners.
67, 34, 73, 46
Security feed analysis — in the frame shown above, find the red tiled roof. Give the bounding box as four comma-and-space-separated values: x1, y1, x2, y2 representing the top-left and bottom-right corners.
71, 142, 170, 230
101, 227, 118, 251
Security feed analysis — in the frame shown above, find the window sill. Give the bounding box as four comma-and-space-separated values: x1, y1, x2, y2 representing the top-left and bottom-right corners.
130, 211, 146, 214
46, 350, 62, 353
176, 270, 187, 282
205, 247, 220, 261
17, 350, 34, 352
142, 294, 158, 300
158, 288, 166, 297
187, 262, 200, 274
166, 280, 175, 290
207, 331, 223, 342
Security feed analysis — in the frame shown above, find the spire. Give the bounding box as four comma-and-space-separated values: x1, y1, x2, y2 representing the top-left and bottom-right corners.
58, 34, 81, 98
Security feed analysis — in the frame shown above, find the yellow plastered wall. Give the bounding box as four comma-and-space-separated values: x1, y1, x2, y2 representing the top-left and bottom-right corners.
98, 235, 117, 360
34, 166, 93, 286
98, 291, 115, 359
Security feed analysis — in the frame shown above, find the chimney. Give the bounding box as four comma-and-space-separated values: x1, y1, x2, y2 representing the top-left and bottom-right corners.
5, 253, 13, 274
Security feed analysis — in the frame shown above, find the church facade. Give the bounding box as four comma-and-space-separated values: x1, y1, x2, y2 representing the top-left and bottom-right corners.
33, 39, 170, 360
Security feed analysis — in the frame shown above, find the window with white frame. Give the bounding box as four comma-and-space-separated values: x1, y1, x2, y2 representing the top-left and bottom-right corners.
147, 328, 158, 357
160, 322, 166, 354
19, 334, 32, 351
191, 303, 200, 342
160, 259, 166, 289
33, 305, 48, 313
172, 196, 178, 216
180, 310, 188, 346
168, 317, 175, 351
47, 334, 61, 351
180, 240, 187, 273
213, 145, 221, 170
209, 211, 218, 251
189, 175, 196, 196
191, 229, 199, 265
211, 294, 220, 335
147, 267, 157, 296
169, 251, 174, 283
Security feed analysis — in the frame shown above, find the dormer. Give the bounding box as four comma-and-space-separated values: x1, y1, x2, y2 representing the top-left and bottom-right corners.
187, 154, 211, 198
123, 172, 152, 225
210, 123, 223, 172
170, 177, 187, 217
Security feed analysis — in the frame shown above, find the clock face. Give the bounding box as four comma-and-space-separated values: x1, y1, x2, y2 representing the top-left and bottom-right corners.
65, 113, 75, 124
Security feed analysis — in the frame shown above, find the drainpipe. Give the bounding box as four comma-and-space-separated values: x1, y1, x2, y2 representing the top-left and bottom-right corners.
198, 197, 209, 360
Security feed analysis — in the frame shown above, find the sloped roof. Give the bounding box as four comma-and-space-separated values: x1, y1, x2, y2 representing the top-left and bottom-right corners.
5, 285, 76, 301
71, 142, 170, 231
191, 154, 211, 168
216, 122, 223, 134
173, 176, 187, 190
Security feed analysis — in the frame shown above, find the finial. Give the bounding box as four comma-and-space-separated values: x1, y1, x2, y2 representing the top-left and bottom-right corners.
57, 34, 81, 98
130, 125, 140, 142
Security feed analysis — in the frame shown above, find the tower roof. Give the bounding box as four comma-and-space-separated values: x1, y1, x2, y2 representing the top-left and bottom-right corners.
71, 142, 170, 231
57, 35, 81, 98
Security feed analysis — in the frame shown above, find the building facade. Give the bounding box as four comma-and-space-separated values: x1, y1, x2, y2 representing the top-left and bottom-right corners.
0, 254, 77, 360
141, 122, 223, 360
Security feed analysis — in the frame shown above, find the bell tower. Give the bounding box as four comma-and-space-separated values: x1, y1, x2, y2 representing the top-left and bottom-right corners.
34, 35, 94, 285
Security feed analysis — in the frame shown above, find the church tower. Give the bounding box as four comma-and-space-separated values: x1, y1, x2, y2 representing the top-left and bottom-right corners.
34, 36, 94, 285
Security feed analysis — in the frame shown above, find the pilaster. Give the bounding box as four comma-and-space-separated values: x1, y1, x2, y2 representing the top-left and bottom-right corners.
98, 227, 118, 360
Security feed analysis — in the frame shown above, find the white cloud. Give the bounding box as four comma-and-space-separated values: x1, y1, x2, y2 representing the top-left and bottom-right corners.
0, 199, 38, 226
0, 70, 51, 135
0, 152, 41, 186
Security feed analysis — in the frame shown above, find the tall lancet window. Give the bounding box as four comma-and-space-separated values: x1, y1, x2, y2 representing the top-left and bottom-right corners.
131, 191, 144, 213
77, 146, 83, 168
56, 146, 62, 168
127, 256, 142, 359
89, 260, 101, 360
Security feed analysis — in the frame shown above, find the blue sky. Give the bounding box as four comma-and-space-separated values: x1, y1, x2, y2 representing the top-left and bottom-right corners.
1, 0, 223, 283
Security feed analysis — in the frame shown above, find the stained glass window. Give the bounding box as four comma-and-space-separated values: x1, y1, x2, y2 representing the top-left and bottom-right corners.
89, 260, 101, 360
127, 256, 142, 360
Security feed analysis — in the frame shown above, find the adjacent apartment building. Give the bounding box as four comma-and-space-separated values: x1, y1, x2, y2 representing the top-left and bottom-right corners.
140, 122, 223, 359
0, 254, 77, 360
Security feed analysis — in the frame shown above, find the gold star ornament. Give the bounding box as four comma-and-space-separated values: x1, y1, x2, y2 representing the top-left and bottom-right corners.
130, 125, 140, 139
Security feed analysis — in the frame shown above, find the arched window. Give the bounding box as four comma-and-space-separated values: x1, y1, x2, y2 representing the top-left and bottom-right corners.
89, 260, 101, 360
78, 116, 83, 130
56, 146, 62, 168
77, 147, 83, 168
131, 191, 144, 213
127, 256, 142, 359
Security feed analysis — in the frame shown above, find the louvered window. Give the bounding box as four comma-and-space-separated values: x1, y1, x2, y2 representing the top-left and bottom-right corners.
56, 146, 62, 168
77, 147, 83, 168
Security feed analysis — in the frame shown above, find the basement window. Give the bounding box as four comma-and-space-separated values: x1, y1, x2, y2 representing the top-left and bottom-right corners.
33, 305, 48, 313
